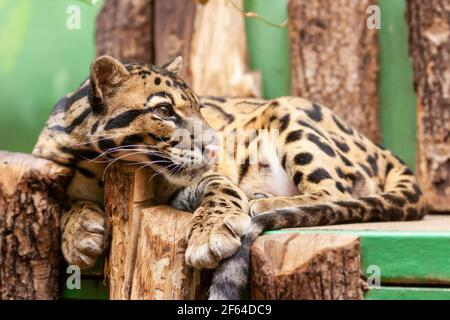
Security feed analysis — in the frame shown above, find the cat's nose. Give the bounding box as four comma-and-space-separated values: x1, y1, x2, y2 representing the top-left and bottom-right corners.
203, 144, 217, 162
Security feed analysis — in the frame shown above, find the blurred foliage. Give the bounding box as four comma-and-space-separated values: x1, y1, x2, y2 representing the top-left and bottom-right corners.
0, 0, 100, 152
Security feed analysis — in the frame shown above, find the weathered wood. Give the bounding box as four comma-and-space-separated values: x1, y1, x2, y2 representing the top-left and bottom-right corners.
96, 0, 153, 63
104, 164, 209, 300
250, 233, 365, 300
130, 206, 209, 299
153, 0, 197, 83
190, 0, 261, 97
0, 151, 73, 300
288, 0, 380, 143
407, 0, 450, 212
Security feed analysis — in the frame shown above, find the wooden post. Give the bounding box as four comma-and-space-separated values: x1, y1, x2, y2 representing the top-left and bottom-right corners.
250, 233, 365, 300
0, 151, 73, 300
96, 0, 153, 63
288, 0, 380, 143
153, 0, 197, 83
407, 1, 450, 212
104, 164, 210, 300
189, 0, 261, 97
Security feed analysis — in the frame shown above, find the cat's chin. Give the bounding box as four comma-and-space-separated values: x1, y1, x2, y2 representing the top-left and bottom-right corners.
164, 163, 211, 187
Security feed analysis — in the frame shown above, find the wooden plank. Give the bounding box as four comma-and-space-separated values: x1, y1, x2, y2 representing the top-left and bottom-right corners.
266, 215, 450, 285
243, 0, 291, 98
288, 0, 380, 143
251, 233, 364, 300
366, 287, 450, 300
378, 0, 417, 170
407, 0, 450, 212
189, 0, 261, 97
153, 0, 196, 82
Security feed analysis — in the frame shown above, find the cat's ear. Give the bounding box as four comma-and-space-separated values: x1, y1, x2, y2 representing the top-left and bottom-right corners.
162, 56, 183, 76
89, 56, 130, 112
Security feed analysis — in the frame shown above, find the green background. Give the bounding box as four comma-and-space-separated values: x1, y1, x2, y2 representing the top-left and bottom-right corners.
0, 0, 100, 152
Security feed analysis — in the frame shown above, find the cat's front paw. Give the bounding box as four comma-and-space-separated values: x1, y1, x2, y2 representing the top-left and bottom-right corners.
185, 208, 250, 269
61, 201, 106, 269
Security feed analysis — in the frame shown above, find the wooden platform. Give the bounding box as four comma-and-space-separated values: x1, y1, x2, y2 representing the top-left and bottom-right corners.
264, 215, 450, 299
63, 214, 450, 300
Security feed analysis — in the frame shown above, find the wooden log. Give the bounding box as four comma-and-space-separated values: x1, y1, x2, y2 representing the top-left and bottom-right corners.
96, 0, 153, 64
288, 0, 380, 143
250, 233, 365, 300
104, 164, 209, 300
189, 0, 261, 97
0, 151, 73, 300
407, 1, 450, 212
153, 0, 197, 83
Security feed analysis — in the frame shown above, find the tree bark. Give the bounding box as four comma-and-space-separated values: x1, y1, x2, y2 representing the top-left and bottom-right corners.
288, 0, 380, 143
0, 152, 73, 300
407, 0, 450, 212
104, 164, 209, 300
96, 0, 153, 64
153, 0, 197, 83
250, 233, 365, 300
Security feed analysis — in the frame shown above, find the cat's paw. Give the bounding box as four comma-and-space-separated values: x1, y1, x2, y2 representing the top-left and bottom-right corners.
185, 208, 250, 269
61, 201, 106, 269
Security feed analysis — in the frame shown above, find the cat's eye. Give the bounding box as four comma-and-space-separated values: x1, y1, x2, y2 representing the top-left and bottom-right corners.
154, 103, 174, 119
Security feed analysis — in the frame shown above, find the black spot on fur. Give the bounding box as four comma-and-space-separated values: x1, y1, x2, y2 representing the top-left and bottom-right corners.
401, 190, 420, 204
367, 154, 379, 176
354, 141, 367, 152
222, 188, 242, 200
294, 152, 313, 166
77, 166, 96, 178
332, 138, 350, 153
332, 115, 353, 135
339, 153, 354, 167
336, 167, 346, 178
98, 138, 116, 151
307, 168, 332, 184
154, 77, 161, 85
335, 181, 346, 193
66, 108, 92, 133
402, 168, 414, 176
204, 192, 215, 197
279, 114, 290, 133
382, 193, 406, 207
105, 109, 151, 130
293, 171, 303, 186
285, 130, 303, 143
91, 121, 100, 135
307, 133, 336, 157
359, 163, 373, 177
304, 103, 323, 122
122, 134, 144, 146
385, 162, 394, 177
230, 200, 242, 210
297, 120, 327, 139
281, 155, 287, 169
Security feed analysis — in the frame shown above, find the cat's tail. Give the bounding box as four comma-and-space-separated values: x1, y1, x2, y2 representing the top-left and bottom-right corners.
208, 164, 427, 300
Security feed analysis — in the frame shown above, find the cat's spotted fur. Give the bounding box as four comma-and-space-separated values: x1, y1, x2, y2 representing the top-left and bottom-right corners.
33, 56, 427, 299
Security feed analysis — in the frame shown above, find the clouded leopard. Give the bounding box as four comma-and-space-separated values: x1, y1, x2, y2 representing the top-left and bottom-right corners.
33, 56, 427, 300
